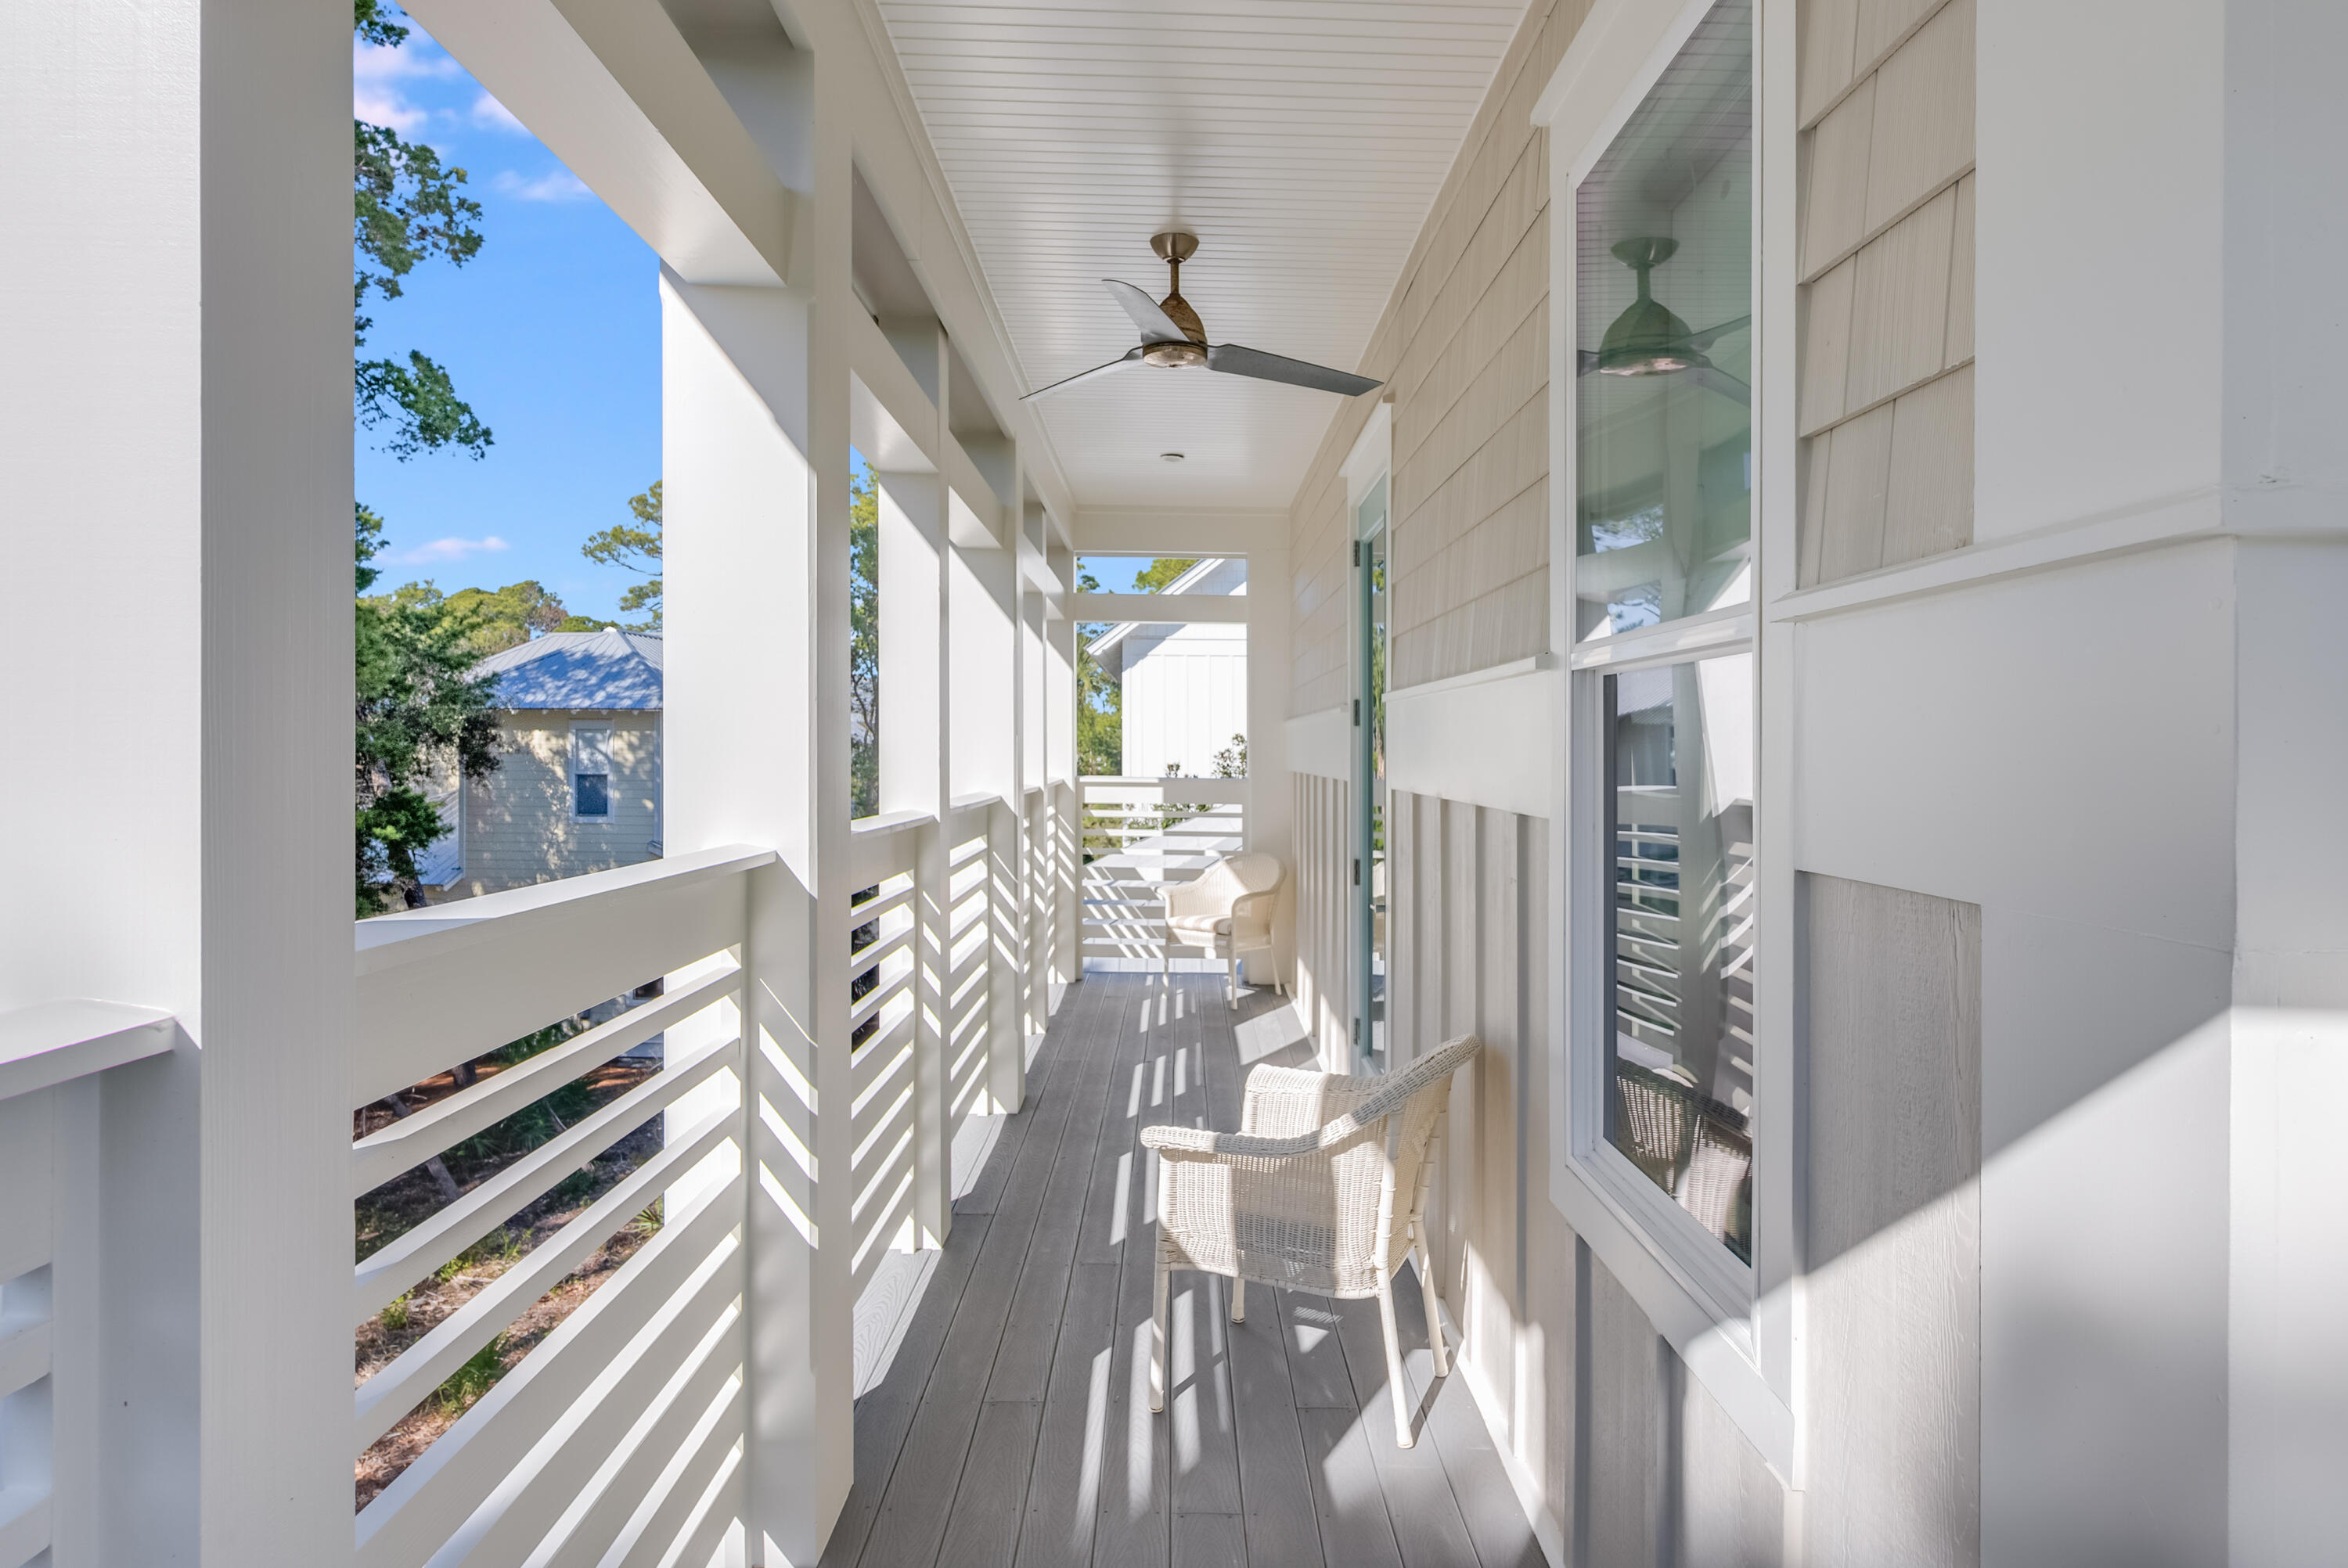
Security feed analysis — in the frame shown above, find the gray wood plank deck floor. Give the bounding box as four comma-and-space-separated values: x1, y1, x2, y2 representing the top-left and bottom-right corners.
823, 973, 1546, 1568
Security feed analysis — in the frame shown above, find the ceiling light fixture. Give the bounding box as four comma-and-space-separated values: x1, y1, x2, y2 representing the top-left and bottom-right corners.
1596, 238, 1705, 376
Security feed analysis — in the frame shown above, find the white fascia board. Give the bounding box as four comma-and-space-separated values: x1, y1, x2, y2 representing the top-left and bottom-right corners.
1071, 509, 1286, 558
405, 0, 796, 286
1073, 593, 1249, 627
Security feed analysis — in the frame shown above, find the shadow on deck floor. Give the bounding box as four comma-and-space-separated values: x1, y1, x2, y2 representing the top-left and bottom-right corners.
821, 972, 1547, 1568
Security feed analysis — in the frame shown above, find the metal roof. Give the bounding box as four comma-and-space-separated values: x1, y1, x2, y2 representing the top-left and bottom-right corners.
470, 627, 663, 711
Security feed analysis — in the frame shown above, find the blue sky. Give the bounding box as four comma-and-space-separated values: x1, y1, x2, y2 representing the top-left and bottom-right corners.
355, 12, 658, 621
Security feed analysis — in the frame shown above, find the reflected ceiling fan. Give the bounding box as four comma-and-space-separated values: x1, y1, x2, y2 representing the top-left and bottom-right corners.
1022, 232, 1383, 401
1578, 238, 1751, 405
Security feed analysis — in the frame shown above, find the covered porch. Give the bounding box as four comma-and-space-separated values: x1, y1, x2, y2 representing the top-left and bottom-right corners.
11, 0, 2348, 1563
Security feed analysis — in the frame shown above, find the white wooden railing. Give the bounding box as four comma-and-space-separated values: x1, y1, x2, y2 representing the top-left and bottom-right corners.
1078, 775, 1248, 969
351, 846, 771, 1568
340, 787, 1075, 1567
0, 1001, 175, 1568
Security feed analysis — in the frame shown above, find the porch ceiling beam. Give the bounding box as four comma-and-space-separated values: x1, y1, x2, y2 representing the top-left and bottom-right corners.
1071, 592, 1247, 626
848, 314, 940, 476
403, 0, 798, 287
1070, 509, 1286, 559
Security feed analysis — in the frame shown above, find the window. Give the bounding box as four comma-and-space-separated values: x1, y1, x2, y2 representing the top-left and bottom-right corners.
1603, 655, 1754, 1260
572, 725, 612, 818
1563, 0, 1757, 1300
1355, 477, 1389, 1070
1572, 1, 1752, 644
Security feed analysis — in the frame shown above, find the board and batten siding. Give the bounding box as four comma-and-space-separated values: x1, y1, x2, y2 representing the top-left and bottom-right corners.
452, 710, 661, 898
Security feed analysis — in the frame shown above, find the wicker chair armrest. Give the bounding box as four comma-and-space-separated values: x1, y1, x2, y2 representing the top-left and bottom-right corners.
1140, 1122, 1328, 1163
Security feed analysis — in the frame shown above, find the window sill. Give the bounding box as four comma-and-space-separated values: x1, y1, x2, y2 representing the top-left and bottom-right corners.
1547, 1135, 1794, 1479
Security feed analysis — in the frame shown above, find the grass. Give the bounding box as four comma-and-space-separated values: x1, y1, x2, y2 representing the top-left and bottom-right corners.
437, 1333, 507, 1413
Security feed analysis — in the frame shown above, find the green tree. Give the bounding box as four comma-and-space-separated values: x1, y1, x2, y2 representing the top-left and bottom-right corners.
354, 2, 492, 459
442, 581, 569, 655
1129, 556, 1197, 592
580, 481, 663, 631
1075, 569, 1122, 778
355, 506, 500, 912
849, 467, 880, 819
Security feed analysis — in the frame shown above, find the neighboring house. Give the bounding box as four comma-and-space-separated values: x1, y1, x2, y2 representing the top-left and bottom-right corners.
1086, 557, 1246, 776
419, 626, 664, 898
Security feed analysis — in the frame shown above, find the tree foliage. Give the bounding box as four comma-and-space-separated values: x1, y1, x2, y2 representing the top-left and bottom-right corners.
850, 467, 880, 818
581, 481, 663, 631
1075, 569, 1121, 777
355, 507, 500, 912
442, 581, 571, 655
354, 7, 492, 459
1129, 556, 1198, 593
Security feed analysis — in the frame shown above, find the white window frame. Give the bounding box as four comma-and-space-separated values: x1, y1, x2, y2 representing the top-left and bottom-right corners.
1341, 404, 1392, 1072
1538, 0, 1798, 1474
571, 721, 614, 822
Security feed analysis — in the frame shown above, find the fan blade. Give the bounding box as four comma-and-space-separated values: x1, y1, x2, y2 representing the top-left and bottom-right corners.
1687, 314, 1751, 351
1103, 279, 1193, 346
1205, 343, 1381, 397
1687, 364, 1750, 405
1021, 347, 1145, 401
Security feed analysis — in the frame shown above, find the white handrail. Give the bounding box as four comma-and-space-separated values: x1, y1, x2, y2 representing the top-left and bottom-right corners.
0, 998, 173, 1103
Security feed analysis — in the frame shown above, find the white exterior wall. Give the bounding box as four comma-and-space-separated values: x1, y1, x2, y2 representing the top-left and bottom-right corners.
1118, 618, 1249, 778
449, 710, 662, 897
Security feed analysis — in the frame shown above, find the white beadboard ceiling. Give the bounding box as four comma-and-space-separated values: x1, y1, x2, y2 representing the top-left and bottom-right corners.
872, 0, 1532, 512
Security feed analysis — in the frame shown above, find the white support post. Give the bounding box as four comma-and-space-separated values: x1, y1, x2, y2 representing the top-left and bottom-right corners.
949, 504, 1020, 1112
879, 455, 953, 1247
9, 2, 353, 1562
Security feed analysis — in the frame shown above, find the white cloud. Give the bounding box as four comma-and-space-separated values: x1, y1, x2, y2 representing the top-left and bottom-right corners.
353, 31, 463, 135
470, 92, 528, 134
353, 34, 462, 85
493, 168, 592, 203
354, 85, 429, 135
391, 535, 509, 564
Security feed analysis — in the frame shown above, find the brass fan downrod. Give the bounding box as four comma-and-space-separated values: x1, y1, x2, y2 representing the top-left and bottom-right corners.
1143, 231, 1208, 365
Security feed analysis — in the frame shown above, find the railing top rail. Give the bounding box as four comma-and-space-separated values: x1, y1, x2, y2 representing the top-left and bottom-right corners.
949, 790, 1003, 814
0, 998, 174, 1103
1079, 775, 1250, 804
852, 809, 934, 839
355, 843, 777, 975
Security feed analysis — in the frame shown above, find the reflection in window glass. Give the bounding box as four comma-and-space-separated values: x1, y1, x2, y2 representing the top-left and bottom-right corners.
1574, 0, 1752, 642
1602, 654, 1755, 1261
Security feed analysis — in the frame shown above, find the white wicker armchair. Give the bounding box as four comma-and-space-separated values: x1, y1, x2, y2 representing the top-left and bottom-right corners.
1140, 1033, 1480, 1448
1163, 851, 1284, 1002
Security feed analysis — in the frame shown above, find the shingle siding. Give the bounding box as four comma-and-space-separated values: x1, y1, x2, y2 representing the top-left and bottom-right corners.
1290, 0, 1586, 711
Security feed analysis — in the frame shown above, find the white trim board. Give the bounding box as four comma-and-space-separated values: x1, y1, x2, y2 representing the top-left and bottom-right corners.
1385, 658, 1558, 819
1285, 704, 1349, 782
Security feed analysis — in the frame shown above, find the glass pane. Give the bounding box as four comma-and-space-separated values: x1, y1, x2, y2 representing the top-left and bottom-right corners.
1602, 653, 1755, 1261
1574, 1, 1752, 643
575, 773, 610, 817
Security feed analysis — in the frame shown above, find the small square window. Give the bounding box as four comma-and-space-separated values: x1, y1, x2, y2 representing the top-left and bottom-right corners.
572, 725, 612, 819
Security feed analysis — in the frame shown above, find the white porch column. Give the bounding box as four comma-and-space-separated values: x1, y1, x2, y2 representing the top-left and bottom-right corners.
6, 0, 351, 1561
1246, 530, 1297, 990
877, 459, 954, 1245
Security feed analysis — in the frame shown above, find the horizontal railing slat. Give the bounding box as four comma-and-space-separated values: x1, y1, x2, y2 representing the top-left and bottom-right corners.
353, 1107, 738, 1454
355, 1192, 743, 1568
593, 1379, 746, 1568
354, 1031, 742, 1322
353, 847, 769, 1107
520, 1302, 746, 1568
351, 962, 741, 1196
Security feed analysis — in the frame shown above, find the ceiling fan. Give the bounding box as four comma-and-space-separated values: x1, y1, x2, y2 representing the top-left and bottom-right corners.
1578, 237, 1751, 406
1022, 232, 1383, 401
